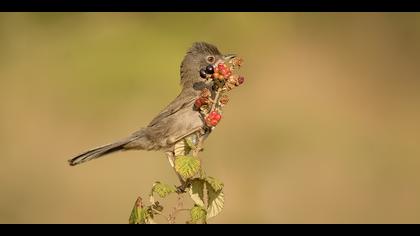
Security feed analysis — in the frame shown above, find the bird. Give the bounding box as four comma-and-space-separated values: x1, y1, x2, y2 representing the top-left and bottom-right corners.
68, 42, 237, 167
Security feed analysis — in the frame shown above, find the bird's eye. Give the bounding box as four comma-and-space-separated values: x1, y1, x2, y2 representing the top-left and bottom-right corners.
206, 56, 215, 63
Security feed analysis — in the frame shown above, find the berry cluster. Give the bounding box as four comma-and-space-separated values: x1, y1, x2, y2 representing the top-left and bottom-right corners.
195, 57, 244, 128
199, 61, 244, 90
214, 63, 232, 79
206, 111, 222, 127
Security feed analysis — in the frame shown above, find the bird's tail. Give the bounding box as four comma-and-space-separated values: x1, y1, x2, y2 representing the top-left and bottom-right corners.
68, 140, 130, 166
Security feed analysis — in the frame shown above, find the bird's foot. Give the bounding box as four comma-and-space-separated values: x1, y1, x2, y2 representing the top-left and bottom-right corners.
175, 180, 191, 194
176, 185, 187, 194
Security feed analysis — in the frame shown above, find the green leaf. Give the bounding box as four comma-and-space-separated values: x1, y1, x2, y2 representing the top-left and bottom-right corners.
174, 156, 201, 180
205, 176, 224, 192
188, 178, 205, 207
206, 184, 225, 219
129, 204, 140, 224
129, 197, 147, 224
152, 182, 176, 198
190, 205, 207, 224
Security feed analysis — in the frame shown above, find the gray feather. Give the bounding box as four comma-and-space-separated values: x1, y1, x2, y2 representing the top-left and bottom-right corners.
69, 42, 224, 166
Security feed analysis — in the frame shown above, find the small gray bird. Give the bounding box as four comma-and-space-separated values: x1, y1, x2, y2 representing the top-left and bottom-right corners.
68, 42, 236, 166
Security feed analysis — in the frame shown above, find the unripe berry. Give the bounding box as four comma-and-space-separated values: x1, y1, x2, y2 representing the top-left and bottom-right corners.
238, 76, 245, 85
219, 94, 229, 105
194, 99, 203, 109
194, 98, 208, 109
200, 88, 211, 98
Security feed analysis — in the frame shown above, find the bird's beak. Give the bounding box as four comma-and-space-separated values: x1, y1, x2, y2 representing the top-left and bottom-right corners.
223, 54, 237, 61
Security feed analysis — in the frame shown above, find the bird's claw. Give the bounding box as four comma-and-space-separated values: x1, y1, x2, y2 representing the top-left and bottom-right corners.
176, 184, 187, 194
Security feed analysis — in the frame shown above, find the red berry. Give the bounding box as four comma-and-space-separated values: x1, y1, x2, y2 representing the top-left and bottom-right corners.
210, 119, 218, 126
209, 111, 218, 118
238, 76, 245, 85
218, 63, 225, 70
214, 113, 221, 121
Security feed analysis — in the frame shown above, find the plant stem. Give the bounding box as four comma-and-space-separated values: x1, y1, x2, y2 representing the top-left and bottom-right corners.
211, 88, 222, 111
152, 209, 170, 221
168, 194, 184, 224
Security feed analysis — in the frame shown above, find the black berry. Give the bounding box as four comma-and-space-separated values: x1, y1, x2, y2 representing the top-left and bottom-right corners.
205, 65, 214, 74
199, 69, 207, 79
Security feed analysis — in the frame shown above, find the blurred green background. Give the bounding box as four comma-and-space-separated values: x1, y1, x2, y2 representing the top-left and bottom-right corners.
1, 13, 420, 224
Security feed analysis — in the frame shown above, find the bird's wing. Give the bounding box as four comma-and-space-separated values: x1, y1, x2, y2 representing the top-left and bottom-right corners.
147, 91, 197, 127
127, 89, 203, 150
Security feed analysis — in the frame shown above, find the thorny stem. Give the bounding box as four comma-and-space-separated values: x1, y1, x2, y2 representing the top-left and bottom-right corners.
211, 88, 222, 112
192, 133, 204, 157
152, 209, 170, 220
152, 202, 190, 223
173, 208, 191, 213
168, 194, 184, 224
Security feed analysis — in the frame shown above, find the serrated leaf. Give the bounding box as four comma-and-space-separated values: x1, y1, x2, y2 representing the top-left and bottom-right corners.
188, 178, 205, 207
129, 198, 147, 224
190, 205, 207, 224
152, 182, 176, 198
129, 204, 140, 224
205, 176, 224, 192
206, 184, 224, 219
174, 156, 201, 179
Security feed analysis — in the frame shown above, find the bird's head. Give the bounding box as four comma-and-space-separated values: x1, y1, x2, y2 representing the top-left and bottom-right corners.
180, 42, 236, 89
